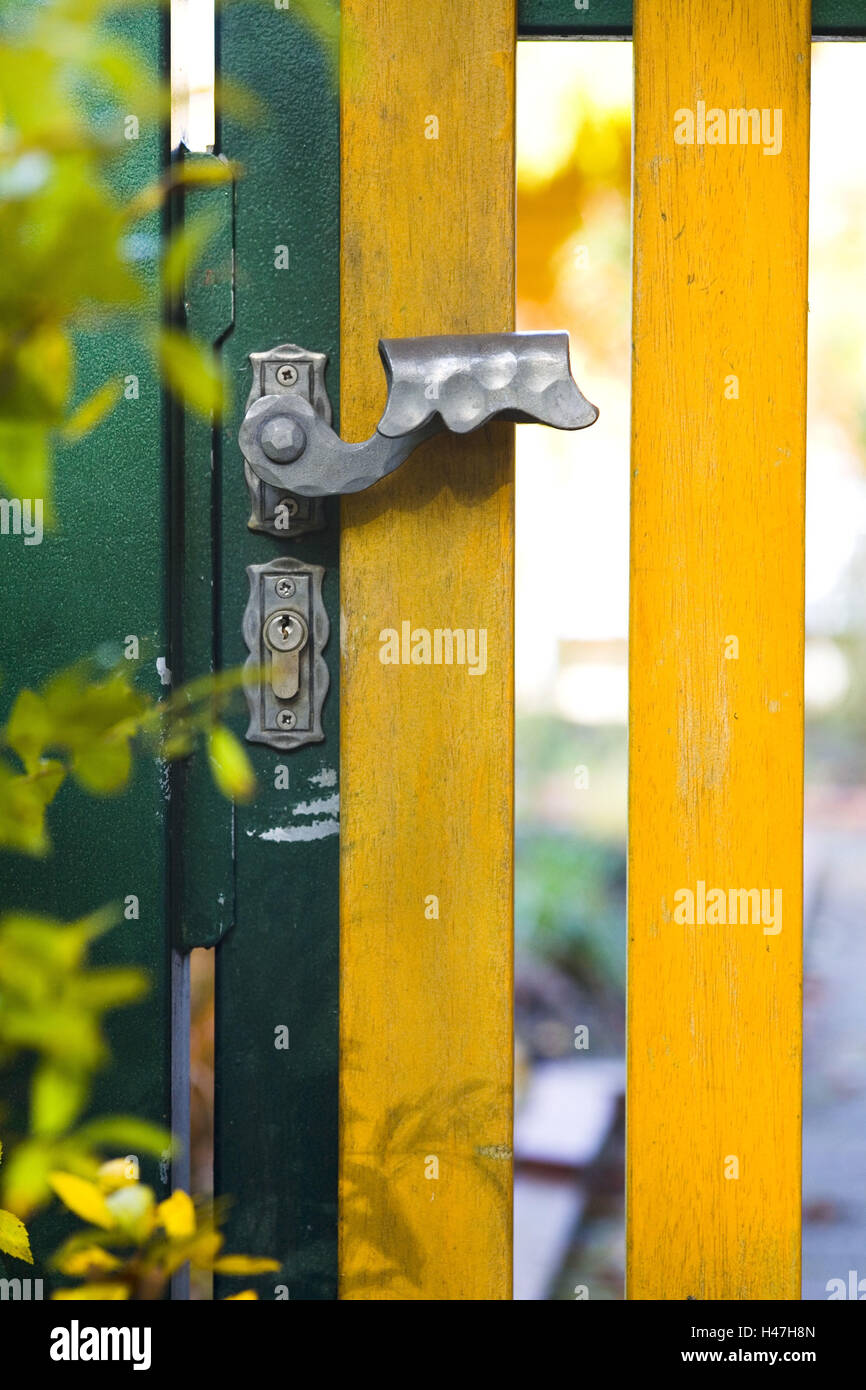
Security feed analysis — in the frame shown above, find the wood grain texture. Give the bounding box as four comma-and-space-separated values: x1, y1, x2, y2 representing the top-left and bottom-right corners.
339, 1, 515, 1300
629, 0, 809, 1298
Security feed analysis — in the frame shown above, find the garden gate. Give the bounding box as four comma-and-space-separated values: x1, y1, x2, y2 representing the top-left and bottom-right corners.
5, 0, 866, 1300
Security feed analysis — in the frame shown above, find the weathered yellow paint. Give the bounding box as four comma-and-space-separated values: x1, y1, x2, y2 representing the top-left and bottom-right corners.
629, 1, 809, 1298
338, 2, 515, 1299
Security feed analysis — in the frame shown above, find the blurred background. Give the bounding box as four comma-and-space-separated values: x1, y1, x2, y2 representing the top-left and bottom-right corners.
513, 40, 866, 1300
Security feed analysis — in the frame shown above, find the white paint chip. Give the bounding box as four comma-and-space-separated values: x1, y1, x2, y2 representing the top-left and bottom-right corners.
260, 819, 340, 843
292, 793, 340, 817
309, 767, 337, 788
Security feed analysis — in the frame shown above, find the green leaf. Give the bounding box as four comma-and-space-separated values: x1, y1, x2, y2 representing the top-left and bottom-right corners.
155, 328, 225, 420
67, 967, 148, 1011
290, 0, 339, 71
62, 379, 121, 442
1, 1005, 106, 1069
0, 906, 117, 971
5, 690, 54, 771
31, 1063, 89, 1138
208, 725, 256, 803
72, 1116, 173, 1158
168, 158, 239, 189
1, 1139, 55, 1218
0, 1207, 33, 1264
0, 759, 65, 855
161, 211, 220, 297
0, 421, 50, 516
70, 734, 132, 794
42, 667, 148, 752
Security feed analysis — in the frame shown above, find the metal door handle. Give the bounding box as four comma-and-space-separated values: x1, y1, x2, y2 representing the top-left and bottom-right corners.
238, 332, 598, 497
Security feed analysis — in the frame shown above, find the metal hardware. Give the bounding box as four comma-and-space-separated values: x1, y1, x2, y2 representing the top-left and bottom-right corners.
239, 332, 599, 498
243, 557, 329, 750
242, 344, 329, 536
264, 609, 308, 699
275, 362, 299, 387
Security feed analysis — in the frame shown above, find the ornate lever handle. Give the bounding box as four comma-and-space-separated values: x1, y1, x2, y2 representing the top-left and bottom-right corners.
239, 332, 598, 498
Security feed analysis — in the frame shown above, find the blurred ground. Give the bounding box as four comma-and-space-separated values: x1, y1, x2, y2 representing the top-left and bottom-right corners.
802, 814, 866, 1299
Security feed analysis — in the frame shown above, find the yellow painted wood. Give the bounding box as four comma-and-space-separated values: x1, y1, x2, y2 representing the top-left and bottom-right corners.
338, 1, 515, 1300
629, 0, 809, 1298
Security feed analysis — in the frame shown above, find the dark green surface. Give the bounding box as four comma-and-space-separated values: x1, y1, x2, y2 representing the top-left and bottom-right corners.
171, 152, 236, 952
518, 1, 866, 38
0, 7, 172, 1290
213, 5, 340, 1300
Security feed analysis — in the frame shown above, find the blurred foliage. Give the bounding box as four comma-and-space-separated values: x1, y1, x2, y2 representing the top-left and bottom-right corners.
516, 832, 625, 991
49, 1169, 278, 1299
514, 46, 629, 1004
517, 44, 630, 373
0, 657, 255, 858
516, 714, 626, 991
286, 0, 338, 69
0, 1, 272, 1291
0, 902, 173, 1252
0, 0, 233, 508
0, 657, 255, 1233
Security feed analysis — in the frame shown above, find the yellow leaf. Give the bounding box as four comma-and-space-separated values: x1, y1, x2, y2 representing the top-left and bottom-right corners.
224, 1290, 258, 1300
56, 1246, 122, 1277
157, 1189, 196, 1240
213, 1255, 281, 1275
188, 1229, 223, 1269
0, 1207, 33, 1263
49, 1172, 114, 1229
52, 1283, 130, 1300
62, 380, 121, 442
208, 726, 256, 803
97, 1156, 139, 1191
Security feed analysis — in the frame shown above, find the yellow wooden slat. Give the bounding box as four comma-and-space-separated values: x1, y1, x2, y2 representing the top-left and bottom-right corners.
629, 0, 810, 1298
339, 2, 515, 1300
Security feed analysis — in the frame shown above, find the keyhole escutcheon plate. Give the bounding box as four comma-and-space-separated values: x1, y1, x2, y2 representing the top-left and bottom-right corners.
243, 557, 330, 750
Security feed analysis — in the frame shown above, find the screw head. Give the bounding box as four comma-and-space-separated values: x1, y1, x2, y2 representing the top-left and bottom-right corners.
260, 416, 306, 464
275, 576, 295, 598
276, 709, 296, 731
275, 363, 299, 387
